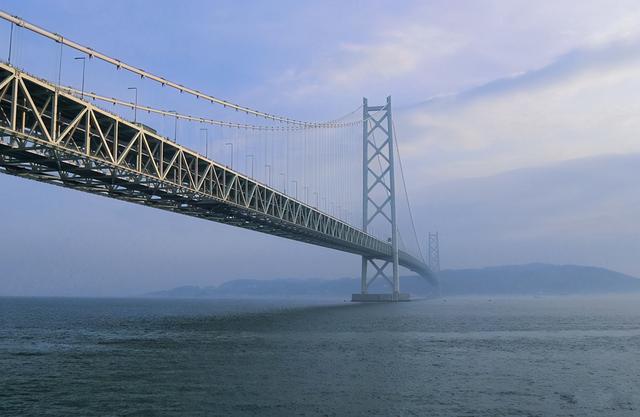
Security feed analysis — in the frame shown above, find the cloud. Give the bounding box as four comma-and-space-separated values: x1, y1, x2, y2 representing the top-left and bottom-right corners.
327, 26, 465, 86
267, 1, 640, 108
585, 7, 640, 46
396, 37, 640, 185
275, 24, 466, 100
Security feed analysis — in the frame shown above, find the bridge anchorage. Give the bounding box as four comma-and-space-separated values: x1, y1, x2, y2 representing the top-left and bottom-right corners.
0, 11, 436, 301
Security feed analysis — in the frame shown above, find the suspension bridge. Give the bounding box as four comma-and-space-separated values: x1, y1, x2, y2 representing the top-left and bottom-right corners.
0, 11, 436, 301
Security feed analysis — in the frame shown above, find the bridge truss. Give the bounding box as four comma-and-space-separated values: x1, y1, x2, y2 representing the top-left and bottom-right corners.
0, 62, 432, 282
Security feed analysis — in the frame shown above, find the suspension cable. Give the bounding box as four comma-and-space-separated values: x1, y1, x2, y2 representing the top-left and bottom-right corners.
392, 119, 425, 262
0, 10, 361, 128
60, 86, 362, 131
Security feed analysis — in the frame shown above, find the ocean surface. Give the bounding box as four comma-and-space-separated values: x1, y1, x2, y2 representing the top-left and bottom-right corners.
1, 295, 640, 416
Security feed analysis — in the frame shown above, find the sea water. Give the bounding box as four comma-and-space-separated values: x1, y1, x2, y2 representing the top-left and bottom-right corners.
1, 295, 639, 416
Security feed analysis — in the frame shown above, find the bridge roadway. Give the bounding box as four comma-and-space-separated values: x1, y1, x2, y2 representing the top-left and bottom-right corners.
0, 62, 433, 281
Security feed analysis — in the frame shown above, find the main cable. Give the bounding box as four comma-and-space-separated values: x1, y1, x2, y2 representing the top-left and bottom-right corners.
60, 86, 364, 131
0, 11, 361, 128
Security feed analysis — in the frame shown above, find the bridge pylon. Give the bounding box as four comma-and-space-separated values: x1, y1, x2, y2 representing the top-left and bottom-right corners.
352, 97, 409, 302
428, 232, 441, 273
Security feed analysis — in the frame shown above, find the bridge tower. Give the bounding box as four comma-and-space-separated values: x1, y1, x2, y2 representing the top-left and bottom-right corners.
428, 232, 440, 273
352, 97, 408, 302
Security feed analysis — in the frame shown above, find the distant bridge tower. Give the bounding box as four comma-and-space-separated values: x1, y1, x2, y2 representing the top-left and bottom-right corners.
353, 96, 407, 302
428, 232, 440, 273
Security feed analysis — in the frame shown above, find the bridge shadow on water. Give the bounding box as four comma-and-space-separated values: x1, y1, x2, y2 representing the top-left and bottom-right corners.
131, 297, 434, 334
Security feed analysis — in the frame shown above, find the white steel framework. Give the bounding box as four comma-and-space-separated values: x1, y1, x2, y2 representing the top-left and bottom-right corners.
0, 62, 432, 279
355, 97, 406, 301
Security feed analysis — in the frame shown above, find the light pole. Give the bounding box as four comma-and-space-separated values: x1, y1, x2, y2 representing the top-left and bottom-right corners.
200, 128, 208, 158
74, 56, 86, 99
168, 110, 178, 142
304, 185, 309, 204
291, 180, 298, 199
7, 23, 13, 63
265, 164, 272, 186
246, 154, 254, 177
313, 191, 318, 208
280, 173, 287, 193
225, 142, 233, 168
127, 87, 138, 123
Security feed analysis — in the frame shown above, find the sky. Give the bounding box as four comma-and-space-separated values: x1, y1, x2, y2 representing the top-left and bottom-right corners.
1, 0, 640, 296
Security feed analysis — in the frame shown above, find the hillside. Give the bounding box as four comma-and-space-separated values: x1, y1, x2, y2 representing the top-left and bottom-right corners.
146, 263, 640, 298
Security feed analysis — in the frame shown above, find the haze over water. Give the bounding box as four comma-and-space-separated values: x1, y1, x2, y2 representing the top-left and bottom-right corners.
2, 295, 639, 416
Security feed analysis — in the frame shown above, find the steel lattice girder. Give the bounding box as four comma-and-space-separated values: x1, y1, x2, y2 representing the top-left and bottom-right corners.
0, 62, 430, 277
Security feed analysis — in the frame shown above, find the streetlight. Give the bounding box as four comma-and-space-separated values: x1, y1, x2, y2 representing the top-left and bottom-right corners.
304, 185, 309, 204
74, 56, 86, 99
265, 164, 272, 186
168, 110, 178, 142
127, 87, 138, 123
200, 128, 208, 158
8, 23, 13, 63
246, 154, 254, 178
225, 142, 233, 168
280, 173, 287, 193
291, 180, 298, 199
313, 191, 318, 208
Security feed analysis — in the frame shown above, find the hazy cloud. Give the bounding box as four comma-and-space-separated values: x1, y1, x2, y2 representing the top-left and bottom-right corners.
397, 37, 640, 185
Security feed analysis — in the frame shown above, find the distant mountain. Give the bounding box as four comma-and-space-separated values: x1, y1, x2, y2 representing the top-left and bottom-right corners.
146, 278, 358, 299
414, 153, 640, 281
435, 263, 640, 295
145, 263, 640, 298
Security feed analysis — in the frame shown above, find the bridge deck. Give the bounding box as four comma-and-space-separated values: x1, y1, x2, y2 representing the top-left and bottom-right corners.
0, 62, 433, 281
